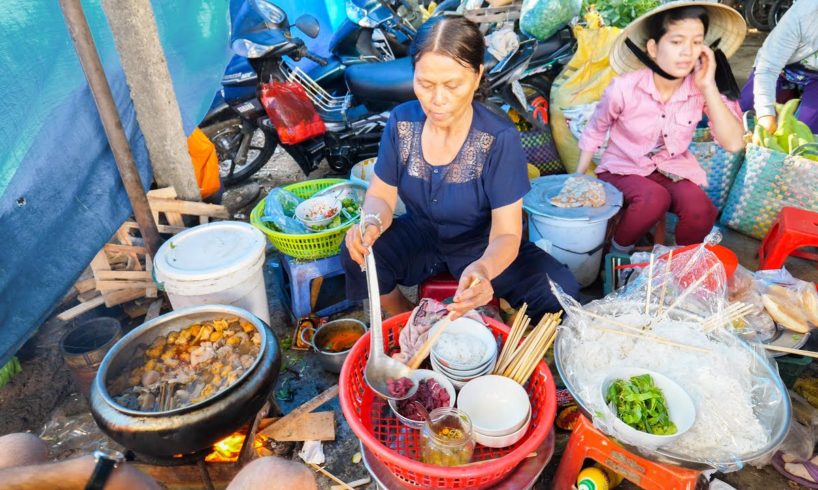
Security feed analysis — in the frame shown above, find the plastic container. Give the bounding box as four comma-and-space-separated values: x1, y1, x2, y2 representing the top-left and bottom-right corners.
250, 179, 353, 260
349, 158, 407, 215
339, 312, 555, 489
60, 317, 122, 398
776, 354, 813, 388
153, 221, 270, 325
523, 175, 623, 287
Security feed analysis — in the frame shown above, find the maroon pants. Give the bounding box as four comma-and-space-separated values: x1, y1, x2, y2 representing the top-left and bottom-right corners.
598, 171, 717, 246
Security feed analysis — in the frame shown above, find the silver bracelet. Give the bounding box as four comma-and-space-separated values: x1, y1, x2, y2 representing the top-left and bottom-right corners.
360, 212, 384, 235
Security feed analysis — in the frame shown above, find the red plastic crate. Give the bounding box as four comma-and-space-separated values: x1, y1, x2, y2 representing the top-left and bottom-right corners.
339, 312, 556, 489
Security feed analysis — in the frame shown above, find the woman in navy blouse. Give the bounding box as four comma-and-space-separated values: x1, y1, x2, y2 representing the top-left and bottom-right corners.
341, 16, 579, 320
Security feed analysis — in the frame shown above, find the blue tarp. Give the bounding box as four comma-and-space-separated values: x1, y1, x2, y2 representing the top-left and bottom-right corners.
0, 0, 231, 365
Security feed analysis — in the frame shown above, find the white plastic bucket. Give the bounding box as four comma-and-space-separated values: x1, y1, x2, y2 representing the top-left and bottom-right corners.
350, 158, 406, 215
153, 221, 270, 325
528, 214, 609, 287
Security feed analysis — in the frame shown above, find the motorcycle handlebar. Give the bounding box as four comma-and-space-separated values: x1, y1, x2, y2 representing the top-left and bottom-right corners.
303, 50, 328, 66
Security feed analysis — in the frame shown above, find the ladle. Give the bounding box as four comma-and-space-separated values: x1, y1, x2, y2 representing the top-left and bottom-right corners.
362, 247, 418, 400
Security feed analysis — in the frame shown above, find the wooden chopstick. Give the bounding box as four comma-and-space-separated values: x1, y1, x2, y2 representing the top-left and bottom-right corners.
309, 463, 354, 490
590, 325, 710, 353
762, 345, 818, 359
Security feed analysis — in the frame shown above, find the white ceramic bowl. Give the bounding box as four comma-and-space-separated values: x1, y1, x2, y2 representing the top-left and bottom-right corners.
599, 367, 696, 450
295, 196, 341, 230
431, 354, 495, 381
387, 369, 456, 429
430, 350, 495, 377
457, 375, 531, 437
473, 408, 531, 448
430, 317, 497, 371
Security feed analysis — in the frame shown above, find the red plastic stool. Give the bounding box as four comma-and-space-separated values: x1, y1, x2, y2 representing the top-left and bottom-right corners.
552, 415, 702, 490
758, 207, 818, 270
418, 273, 500, 308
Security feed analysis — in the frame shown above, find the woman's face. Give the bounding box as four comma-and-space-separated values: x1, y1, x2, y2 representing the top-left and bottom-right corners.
646, 18, 705, 79
413, 51, 483, 128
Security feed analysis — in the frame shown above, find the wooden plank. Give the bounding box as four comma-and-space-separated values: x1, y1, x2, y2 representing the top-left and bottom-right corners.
103, 288, 145, 307
123, 221, 186, 235
74, 277, 97, 294
58, 296, 105, 321
165, 211, 185, 227
116, 226, 134, 246
258, 385, 338, 438
147, 187, 178, 199
148, 197, 230, 219
145, 254, 157, 298
123, 300, 151, 319
95, 270, 153, 281
132, 463, 238, 490
257, 412, 335, 441
103, 243, 147, 254
78, 290, 101, 302
96, 280, 156, 292
310, 276, 324, 312
90, 250, 111, 279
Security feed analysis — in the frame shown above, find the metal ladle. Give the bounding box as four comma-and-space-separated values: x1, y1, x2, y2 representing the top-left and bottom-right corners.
362, 247, 418, 401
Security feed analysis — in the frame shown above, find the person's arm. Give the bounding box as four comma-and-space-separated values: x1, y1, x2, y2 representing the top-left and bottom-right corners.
695, 46, 745, 152
448, 200, 523, 319
753, 13, 802, 132
576, 77, 625, 174
0, 456, 159, 490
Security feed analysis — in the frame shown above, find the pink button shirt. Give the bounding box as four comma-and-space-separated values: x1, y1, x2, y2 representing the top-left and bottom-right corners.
578, 68, 742, 187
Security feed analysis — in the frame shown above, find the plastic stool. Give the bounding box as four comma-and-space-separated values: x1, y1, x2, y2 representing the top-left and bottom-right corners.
758, 207, 818, 270
552, 415, 702, 490
419, 273, 500, 308
272, 253, 358, 322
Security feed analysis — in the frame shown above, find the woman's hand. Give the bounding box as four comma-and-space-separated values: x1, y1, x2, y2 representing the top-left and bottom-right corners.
757, 114, 777, 134
344, 224, 381, 266
447, 262, 493, 320
693, 45, 718, 94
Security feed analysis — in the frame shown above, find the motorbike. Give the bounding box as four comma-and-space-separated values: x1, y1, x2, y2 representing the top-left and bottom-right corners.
721, 0, 776, 32
768, 0, 792, 28
200, 0, 419, 182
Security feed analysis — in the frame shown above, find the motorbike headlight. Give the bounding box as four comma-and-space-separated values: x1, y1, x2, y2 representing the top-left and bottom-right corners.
232, 39, 272, 59
250, 0, 286, 25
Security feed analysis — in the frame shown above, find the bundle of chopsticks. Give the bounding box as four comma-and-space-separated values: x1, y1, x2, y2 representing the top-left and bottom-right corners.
701, 301, 755, 333
492, 304, 562, 385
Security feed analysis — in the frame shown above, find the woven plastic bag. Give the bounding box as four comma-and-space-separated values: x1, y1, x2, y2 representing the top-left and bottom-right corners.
721, 143, 818, 239
260, 81, 326, 145
689, 127, 745, 211
520, 126, 565, 175
520, 0, 581, 40
549, 24, 620, 173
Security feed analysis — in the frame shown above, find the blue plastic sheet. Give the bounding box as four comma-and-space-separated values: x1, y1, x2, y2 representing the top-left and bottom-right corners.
0, 0, 231, 365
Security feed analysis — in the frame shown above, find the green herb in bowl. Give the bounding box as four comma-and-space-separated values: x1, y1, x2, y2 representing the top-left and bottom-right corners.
605, 374, 677, 435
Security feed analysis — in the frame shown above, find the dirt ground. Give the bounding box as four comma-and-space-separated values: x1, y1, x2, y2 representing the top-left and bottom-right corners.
2, 26, 818, 490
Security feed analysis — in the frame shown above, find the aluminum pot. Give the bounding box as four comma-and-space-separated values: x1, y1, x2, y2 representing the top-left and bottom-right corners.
300, 318, 367, 373
89, 305, 281, 457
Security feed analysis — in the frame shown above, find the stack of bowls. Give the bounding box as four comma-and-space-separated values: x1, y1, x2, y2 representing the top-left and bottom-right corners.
457, 375, 532, 448
428, 317, 498, 389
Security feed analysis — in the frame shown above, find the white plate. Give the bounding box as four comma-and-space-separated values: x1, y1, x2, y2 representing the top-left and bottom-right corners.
765, 327, 810, 357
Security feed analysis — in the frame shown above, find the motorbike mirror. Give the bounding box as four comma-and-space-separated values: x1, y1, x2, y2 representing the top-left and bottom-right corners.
294, 15, 320, 38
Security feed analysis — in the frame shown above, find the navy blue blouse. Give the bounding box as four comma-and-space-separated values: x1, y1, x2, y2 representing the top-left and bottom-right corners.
374, 101, 530, 257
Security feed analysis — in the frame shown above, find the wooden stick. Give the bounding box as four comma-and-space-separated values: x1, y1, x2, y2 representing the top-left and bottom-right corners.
645, 254, 655, 316
571, 308, 649, 331
331, 477, 372, 490
657, 250, 673, 317
495, 315, 531, 375
591, 325, 710, 353
407, 278, 480, 370
514, 323, 556, 384
308, 463, 353, 490
496, 304, 528, 370
702, 303, 755, 332
57, 295, 105, 321
652, 263, 721, 326
506, 314, 557, 381
519, 326, 559, 385
762, 345, 818, 359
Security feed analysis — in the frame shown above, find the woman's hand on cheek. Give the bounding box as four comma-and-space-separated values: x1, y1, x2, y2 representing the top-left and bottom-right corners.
693, 45, 718, 93
446, 262, 493, 320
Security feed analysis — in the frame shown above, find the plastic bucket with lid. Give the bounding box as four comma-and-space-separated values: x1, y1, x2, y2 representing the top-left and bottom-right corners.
350, 158, 406, 215
523, 175, 623, 287
153, 221, 270, 324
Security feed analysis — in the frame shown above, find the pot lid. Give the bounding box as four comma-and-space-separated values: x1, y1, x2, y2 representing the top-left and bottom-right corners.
154, 221, 266, 281
523, 175, 623, 222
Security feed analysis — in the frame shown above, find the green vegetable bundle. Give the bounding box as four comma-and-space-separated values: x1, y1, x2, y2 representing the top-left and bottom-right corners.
605, 374, 677, 435
581, 0, 659, 28
753, 99, 818, 161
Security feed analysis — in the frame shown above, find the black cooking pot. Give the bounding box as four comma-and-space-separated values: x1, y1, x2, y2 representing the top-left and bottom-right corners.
89, 305, 281, 457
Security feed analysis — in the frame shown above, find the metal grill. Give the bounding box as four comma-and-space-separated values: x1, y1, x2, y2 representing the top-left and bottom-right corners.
280, 60, 345, 115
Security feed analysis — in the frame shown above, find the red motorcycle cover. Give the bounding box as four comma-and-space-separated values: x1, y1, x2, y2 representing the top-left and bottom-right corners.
260, 81, 326, 144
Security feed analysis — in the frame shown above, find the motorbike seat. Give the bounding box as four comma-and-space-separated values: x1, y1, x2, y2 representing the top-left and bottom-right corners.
345, 57, 416, 102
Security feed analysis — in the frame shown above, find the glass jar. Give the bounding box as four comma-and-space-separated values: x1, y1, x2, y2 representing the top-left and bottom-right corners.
419, 407, 475, 466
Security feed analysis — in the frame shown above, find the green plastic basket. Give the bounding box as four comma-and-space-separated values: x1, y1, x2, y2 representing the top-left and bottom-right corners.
250, 178, 355, 260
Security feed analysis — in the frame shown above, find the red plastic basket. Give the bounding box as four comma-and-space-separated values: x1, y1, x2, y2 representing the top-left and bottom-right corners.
339, 312, 556, 489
